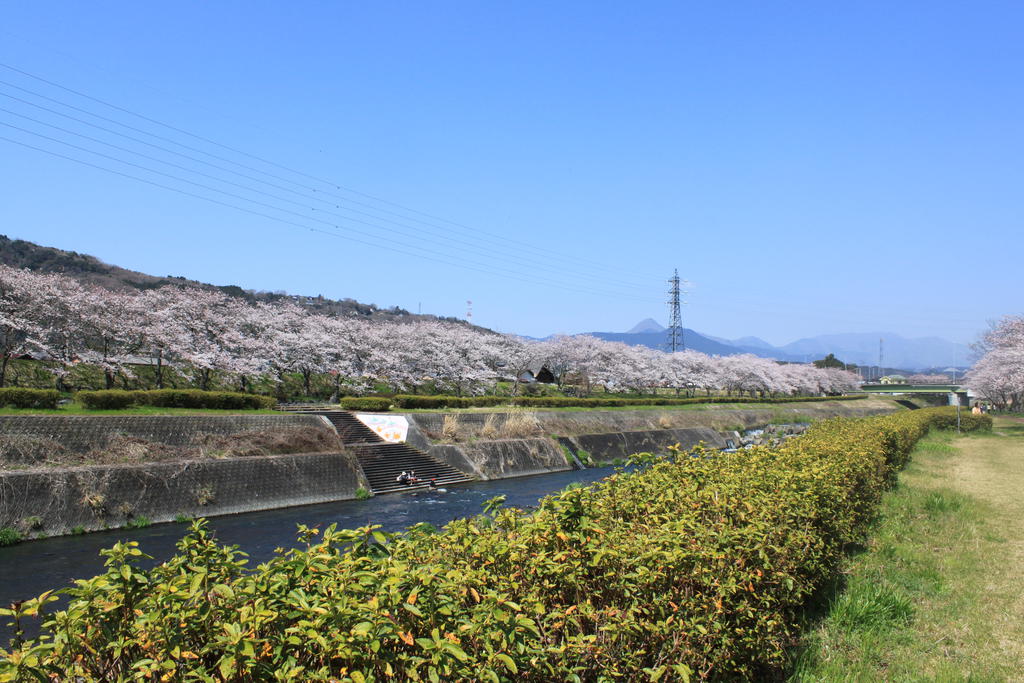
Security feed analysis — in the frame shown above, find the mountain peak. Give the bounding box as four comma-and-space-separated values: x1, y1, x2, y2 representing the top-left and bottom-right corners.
627, 318, 665, 334
732, 336, 774, 350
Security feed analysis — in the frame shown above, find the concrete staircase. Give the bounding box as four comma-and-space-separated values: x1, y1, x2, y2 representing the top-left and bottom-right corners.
313, 410, 382, 444
303, 410, 472, 495
348, 442, 473, 494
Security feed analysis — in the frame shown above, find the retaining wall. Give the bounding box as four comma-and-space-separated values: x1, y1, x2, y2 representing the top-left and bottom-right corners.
0, 415, 328, 453
429, 438, 570, 480
405, 397, 896, 441
402, 398, 898, 478
0, 451, 369, 538
559, 427, 727, 464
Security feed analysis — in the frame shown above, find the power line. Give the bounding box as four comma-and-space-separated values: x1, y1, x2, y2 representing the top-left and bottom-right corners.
0, 132, 661, 304
0, 61, 660, 288
0, 77, 657, 293
0, 104, 655, 297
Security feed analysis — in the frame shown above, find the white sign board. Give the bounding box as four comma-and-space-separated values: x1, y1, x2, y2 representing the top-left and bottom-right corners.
355, 414, 409, 443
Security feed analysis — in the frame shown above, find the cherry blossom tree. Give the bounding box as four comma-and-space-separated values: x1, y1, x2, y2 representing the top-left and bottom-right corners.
0, 265, 54, 386
33, 270, 88, 390
966, 315, 1024, 409
396, 321, 495, 395
147, 287, 251, 390
76, 287, 147, 388
495, 334, 543, 396
665, 350, 718, 396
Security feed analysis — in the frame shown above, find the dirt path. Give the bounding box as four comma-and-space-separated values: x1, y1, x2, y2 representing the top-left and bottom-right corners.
950, 417, 1024, 671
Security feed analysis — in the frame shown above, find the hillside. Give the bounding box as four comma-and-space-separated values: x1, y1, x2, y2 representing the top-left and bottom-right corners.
0, 235, 459, 324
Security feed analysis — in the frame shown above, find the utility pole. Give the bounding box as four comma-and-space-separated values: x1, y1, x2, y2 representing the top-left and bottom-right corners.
466, 300, 473, 325
667, 269, 684, 352
879, 337, 884, 376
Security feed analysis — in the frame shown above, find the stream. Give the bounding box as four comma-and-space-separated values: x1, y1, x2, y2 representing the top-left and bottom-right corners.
0, 465, 620, 641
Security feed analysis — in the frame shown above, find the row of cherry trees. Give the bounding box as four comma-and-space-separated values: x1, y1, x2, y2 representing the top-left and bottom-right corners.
0, 265, 860, 398
965, 315, 1024, 409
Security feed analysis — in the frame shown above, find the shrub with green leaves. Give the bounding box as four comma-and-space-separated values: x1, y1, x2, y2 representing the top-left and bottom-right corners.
77, 390, 135, 410
0, 527, 22, 547
137, 390, 276, 410
0, 388, 60, 410
0, 407, 981, 680
340, 397, 392, 412
76, 389, 276, 411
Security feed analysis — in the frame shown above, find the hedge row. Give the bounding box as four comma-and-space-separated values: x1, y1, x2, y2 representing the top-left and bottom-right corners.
339, 397, 393, 412
0, 407, 987, 680
0, 387, 61, 409
392, 393, 868, 409
77, 389, 276, 411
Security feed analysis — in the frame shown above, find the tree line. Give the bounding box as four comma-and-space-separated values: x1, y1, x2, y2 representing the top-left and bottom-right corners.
0, 264, 861, 399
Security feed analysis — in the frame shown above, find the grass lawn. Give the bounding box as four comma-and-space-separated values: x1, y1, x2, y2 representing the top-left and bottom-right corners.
400, 401, 762, 413
400, 399, 863, 414
790, 417, 1024, 681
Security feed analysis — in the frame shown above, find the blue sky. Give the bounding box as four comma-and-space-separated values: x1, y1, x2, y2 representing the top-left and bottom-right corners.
1, 2, 1021, 345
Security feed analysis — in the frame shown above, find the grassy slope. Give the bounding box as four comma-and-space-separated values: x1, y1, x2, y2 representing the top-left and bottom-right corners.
791, 417, 1024, 681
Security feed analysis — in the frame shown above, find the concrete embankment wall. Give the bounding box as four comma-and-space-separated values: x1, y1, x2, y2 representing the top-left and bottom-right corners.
0, 414, 329, 452
407, 425, 729, 479
0, 451, 368, 538
0, 414, 368, 538
427, 438, 570, 479
402, 398, 898, 480
559, 427, 727, 464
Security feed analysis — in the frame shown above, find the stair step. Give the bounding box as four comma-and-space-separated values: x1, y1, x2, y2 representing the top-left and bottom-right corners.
297, 409, 472, 494
352, 454, 471, 492
300, 410, 385, 445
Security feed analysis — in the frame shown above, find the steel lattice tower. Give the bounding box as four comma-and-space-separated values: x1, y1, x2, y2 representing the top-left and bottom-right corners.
667, 269, 684, 352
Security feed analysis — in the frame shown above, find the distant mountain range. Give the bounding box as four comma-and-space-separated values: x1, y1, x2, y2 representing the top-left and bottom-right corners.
582, 320, 971, 371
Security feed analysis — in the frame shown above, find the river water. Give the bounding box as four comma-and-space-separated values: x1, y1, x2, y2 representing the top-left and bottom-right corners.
0, 465, 620, 640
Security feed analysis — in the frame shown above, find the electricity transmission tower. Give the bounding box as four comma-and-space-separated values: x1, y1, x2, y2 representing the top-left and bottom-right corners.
667, 269, 684, 352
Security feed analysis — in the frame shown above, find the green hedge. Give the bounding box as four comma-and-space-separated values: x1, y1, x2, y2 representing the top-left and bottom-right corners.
76, 390, 135, 410
0, 407, 982, 680
0, 387, 61, 409
138, 390, 276, 410
922, 410, 992, 432
339, 397, 392, 412
393, 393, 868, 409
77, 389, 276, 411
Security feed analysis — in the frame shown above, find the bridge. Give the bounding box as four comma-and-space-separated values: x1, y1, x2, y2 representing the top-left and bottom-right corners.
861, 383, 969, 405
861, 383, 964, 393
